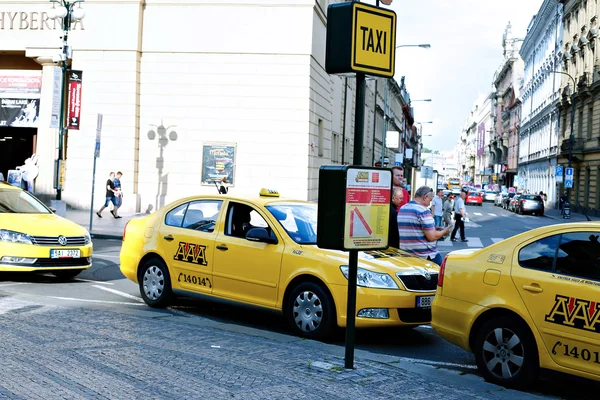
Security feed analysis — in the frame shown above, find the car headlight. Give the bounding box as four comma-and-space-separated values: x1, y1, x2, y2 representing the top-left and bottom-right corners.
0, 230, 33, 245
84, 231, 92, 244
339, 266, 399, 289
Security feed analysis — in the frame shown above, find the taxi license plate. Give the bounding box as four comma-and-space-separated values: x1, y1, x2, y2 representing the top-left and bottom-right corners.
416, 295, 434, 309
50, 249, 80, 259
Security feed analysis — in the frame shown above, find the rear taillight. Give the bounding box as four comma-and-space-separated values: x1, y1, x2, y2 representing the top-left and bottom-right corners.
123, 221, 130, 241
438, 255, 448, 287
521, 200, 525, 204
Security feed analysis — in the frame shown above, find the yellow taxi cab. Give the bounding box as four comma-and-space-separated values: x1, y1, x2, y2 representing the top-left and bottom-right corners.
0, 182, 92, 279
120, 188, 440, 339
432, 222, 600, 388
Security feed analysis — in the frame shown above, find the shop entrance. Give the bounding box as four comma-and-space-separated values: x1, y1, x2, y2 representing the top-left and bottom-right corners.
0, 127, 36, 181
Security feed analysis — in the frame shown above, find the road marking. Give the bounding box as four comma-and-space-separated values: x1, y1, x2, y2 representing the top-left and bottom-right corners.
93, 254, 120, 259
395, 356, 477, 370
92, 285, 144, 302
75, 278, 114, 285
491, 238, 504, 243
0, 283, 31, 288
49, 296, 145, 306
473, 212, 482, 216
466, 237, 483, 248
436, 239, 454, 247
488, 213, 497, 217
501, 214, 509, 217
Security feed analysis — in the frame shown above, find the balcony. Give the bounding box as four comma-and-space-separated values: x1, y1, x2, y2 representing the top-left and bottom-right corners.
560, 138, 584, 161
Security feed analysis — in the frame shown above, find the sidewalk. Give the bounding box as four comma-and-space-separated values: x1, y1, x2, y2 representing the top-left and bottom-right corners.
64, 209, 147, 239
542, 207, 600, 223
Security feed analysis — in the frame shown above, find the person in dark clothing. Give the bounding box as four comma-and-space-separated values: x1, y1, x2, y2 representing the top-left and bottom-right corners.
97, 172, 117, 218
388, 186, 403, 248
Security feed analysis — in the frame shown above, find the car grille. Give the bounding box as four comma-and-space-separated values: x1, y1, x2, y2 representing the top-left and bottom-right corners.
33, 258, 91, 267
30, 236, 89, 246
397, 308, 432, 323
396, 273, 439, 291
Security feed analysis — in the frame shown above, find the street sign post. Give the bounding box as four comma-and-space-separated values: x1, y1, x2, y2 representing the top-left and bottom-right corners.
565, 167, 574, 189
421, 166, 433, 187
556, 165, 564, 183
89, 113, 103, 233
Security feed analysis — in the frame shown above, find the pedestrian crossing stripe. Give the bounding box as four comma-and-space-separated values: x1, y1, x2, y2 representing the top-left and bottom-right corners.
488, 213, 497, 217
437, 237, 505, 248
473, 212, 482, 216
491, 238, 504, 243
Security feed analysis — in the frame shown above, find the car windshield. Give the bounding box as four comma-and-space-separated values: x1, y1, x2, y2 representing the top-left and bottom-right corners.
266, 202, 317, 244
522, 195, 542, 201
0, 188, 50, 214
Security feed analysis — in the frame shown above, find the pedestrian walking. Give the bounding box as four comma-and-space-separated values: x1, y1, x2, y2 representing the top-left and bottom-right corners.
388, 186, 403, 249
111, 171, 123, 219
450, 190, 468, 242
398, 186, 451, 265
96, 172, 117, 218
391, 166, 410, 209
443, 194, 454, 239
431, 189, 444, 228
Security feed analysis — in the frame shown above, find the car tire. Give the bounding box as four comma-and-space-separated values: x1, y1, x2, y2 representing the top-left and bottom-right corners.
139, 258, 173, 308
52, 269, 83, 280
286, 281, 335, 340
473, 316, 539, 389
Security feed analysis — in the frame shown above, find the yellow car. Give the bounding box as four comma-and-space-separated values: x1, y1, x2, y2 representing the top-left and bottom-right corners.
120, 189, 439, 339
432, 222, 600, 388
0, 182, 92, 279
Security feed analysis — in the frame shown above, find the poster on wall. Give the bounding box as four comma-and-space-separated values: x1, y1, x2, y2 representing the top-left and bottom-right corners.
0, 98, 40, 128
67, 70, 83, 130
201, 144, 236, 186
0, 75, 42, 95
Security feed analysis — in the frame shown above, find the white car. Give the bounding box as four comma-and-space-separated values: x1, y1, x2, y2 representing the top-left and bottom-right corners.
483, 190, 497, 202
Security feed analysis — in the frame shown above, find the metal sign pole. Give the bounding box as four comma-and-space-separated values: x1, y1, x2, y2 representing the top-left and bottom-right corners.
344, 249, 359, 369
89, 113, 102, 233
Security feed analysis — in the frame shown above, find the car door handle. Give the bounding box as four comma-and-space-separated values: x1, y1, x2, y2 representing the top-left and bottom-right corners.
163, 235, 174, 241
523, 284, 543, 293
216, 245, 228, 251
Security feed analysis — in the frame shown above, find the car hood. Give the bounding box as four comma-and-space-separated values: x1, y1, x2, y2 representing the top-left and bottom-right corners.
0, 213, 87, 236
304, 246, 439, 273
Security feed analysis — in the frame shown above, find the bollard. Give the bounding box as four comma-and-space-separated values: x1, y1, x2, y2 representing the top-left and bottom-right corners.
563, 202, 571, 219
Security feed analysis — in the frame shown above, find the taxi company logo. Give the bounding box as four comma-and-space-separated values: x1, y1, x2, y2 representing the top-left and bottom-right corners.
174, 242, 208, 266
416, 267, 431, 281
355, 171, 369, 182
545, 295, 600, 333
57, 236, 67, 246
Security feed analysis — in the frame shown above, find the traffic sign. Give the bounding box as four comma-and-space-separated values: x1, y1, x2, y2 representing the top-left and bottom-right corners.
421, 166, 433, 179
393, 161, 401, 166
565, 167, 574, 189
556, 165, 563, 183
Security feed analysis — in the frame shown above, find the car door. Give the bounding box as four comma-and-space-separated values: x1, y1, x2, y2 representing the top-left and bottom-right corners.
511, 229, 600, 376
157, 199, 223, 295
212, 200, 284, 307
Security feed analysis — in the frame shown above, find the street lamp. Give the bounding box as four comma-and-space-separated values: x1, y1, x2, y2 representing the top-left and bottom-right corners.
396, 44, 431, 49
48, 0, 86, 200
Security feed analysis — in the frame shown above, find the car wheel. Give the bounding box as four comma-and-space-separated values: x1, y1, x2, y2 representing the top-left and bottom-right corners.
52, 269, 83, 280
473, 316, 539, 389
139, 258, 172, 308
286, 281, 335, 340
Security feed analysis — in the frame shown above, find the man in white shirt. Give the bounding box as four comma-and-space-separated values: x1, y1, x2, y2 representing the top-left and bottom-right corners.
450, 191, 468, 243
431, 189, 444, 228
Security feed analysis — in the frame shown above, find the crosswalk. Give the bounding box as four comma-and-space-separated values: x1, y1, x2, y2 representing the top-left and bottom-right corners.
437, 236, 505, 249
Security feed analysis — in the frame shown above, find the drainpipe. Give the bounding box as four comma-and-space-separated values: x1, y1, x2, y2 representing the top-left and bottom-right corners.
341, 77, 348, 164
371, 79, 378, 165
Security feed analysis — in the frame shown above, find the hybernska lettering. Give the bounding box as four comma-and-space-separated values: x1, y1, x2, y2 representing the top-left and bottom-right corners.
174, 242, 208, 266
545, 295, 600, 333
0, 11, 84, 30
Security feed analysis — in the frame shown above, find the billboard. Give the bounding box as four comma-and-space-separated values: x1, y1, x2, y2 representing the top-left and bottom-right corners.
477, 123, 486, 157
0, 98, 39, 128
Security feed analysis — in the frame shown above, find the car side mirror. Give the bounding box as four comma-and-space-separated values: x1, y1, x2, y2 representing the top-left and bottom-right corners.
50, 207, 56, 213
246, 227, 278, 244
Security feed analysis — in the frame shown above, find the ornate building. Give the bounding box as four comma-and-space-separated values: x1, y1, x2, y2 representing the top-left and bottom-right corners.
518, 1, 563, 207
559, 0, 600, 214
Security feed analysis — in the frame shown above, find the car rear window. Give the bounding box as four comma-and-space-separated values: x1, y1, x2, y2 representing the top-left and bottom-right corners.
522, 195, 542, 200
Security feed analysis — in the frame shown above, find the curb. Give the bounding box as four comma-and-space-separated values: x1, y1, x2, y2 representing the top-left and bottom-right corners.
91, 233, 123, 240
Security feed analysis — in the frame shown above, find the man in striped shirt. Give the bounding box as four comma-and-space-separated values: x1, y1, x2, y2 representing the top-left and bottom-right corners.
398, 186, 451, 265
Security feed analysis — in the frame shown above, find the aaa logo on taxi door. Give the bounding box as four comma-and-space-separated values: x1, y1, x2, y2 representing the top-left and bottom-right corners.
545, 295, 599, 333
174, 242, 208, 266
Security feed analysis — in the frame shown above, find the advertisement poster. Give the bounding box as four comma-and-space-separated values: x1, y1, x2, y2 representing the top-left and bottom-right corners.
477, 123, 486, 157
344, 168, 391, 249
0, 98, 39, 128
67, 70, 83, 130
6, 170, 22, 188
0, 75, 42, 94
201, 144, 236, 185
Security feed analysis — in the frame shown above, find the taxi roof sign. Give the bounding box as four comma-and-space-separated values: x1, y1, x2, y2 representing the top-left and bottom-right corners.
259, 188, 280, 197
326, 2, 396, 78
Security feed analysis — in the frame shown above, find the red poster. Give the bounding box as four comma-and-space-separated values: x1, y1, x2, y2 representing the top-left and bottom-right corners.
67, 70, 83, 130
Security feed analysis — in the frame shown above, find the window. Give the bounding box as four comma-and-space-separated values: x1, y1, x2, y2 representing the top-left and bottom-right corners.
555, 232, 600, 280
344, 138, 350, 163
225, 202, 273, 239
588, 105, 594, 139
518, 234, 560, 272
332, 132, 340, 163
318, 119, 324, 157
165, 203, 189, 227
578, 109, 584, 138
585, 167, 591, 208
182, 200, 222, 232
266, 203, 317, 244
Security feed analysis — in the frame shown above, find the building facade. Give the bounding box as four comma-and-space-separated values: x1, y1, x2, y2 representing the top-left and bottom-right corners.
558, 0, 600, 214
0, 0, 416, 211
518, 0, 563, 207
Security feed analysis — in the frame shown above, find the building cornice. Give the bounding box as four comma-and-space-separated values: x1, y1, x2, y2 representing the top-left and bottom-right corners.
520, 0, 563, 59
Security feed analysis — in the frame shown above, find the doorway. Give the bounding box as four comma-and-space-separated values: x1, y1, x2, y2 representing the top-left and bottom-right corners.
0, 127, 36, 181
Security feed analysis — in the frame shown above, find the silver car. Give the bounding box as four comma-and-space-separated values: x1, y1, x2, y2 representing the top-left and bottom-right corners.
483, 190, 497, 202
494, 193, 506, 207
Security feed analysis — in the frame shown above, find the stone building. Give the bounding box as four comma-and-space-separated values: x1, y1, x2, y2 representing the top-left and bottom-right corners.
518, 1, 563, 207
0, 0, 415, 211
558, 0, 600, 214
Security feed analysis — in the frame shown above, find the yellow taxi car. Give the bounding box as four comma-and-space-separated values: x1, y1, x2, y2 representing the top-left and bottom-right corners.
120, 189, 440, 339
0, 182, 92, 279
432, 222, 600, 388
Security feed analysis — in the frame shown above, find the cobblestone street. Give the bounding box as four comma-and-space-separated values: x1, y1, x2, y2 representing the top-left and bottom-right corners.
0, 296, 546, 400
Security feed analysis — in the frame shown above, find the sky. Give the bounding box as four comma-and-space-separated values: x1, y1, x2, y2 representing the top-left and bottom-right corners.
383, 0, 544, 152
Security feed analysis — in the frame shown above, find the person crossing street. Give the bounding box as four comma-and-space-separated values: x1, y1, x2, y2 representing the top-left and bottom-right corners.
450, 190, 468, 243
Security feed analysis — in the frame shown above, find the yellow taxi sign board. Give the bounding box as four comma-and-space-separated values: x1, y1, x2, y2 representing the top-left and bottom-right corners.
351, 3, 396, 76
259, 188, 280, 197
